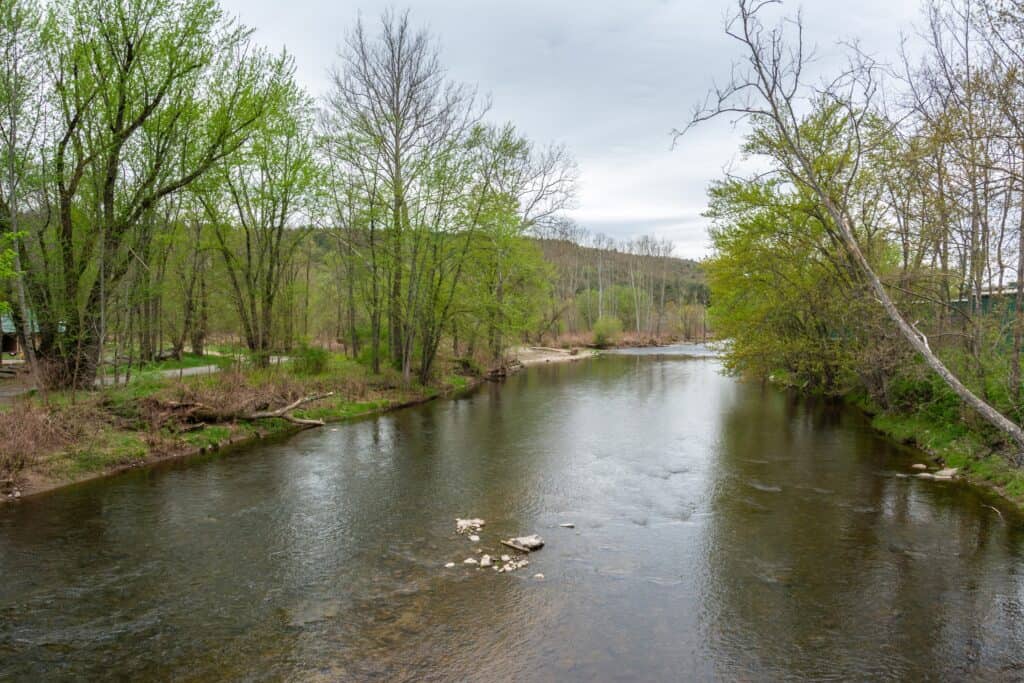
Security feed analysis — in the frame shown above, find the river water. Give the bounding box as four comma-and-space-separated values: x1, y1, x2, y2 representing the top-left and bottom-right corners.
2, 346, 1024, 681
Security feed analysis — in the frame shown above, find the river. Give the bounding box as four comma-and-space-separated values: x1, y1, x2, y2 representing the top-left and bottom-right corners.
2, 346, 1023, 680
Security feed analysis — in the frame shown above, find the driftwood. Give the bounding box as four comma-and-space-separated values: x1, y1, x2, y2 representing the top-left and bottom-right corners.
500, 539, 531, 553
154, 393, 334, 427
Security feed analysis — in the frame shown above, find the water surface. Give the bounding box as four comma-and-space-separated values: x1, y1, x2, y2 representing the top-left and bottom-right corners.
2, 348, 1023, 680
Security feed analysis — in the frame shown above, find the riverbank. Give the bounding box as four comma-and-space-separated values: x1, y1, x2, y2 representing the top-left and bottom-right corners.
849, 392, 1024, 512
0, 356, 481, 502
512, 346, 601, 366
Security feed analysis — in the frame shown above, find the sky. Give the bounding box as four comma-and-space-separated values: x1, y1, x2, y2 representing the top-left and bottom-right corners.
220, 0, 922, 260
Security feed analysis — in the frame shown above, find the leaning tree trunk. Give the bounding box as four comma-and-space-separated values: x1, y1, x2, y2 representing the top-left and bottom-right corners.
821, 194, 1024, 456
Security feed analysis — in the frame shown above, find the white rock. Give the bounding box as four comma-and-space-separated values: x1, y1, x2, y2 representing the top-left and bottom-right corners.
500, 555, 511, 562
935, 467, 958, 478
916, 473, 935, 480
455, 518, 485, 534
463, 558, 478, 565
468, 534, 480, 542
533, 573, 545, 580
480, 555, 493, 567
559, 522, 575, 528
911, 464, 927, 470
504, 534, 544, 551
444, 562, 455, 568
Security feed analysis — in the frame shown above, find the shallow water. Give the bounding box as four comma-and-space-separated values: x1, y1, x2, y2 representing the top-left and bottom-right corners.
2, 348, 1023, 681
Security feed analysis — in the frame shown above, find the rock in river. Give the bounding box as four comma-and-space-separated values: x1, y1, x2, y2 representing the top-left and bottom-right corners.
480, 555, 493, 568
456, 518, 485, 534
502, 534, 545, 552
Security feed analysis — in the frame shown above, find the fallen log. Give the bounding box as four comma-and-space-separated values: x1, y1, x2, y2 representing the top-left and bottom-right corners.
500, 539, 531, 553
242, 393, 334, 426
150, 393, 334, 427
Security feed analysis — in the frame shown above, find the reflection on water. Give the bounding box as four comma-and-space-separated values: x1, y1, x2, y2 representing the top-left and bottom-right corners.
1, 350, 1023, 680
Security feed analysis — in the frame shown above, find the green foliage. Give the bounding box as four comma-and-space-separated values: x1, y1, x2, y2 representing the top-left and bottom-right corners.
291, 345, 330, 376
592, 316, 622, 347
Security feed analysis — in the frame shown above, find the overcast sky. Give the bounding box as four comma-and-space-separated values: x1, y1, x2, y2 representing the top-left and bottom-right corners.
220, 0, 921, 259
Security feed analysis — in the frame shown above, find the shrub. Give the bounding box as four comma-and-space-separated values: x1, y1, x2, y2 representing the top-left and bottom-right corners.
291, 345, 330, 376
0, 404, 88, 480
592, 316, 623, 348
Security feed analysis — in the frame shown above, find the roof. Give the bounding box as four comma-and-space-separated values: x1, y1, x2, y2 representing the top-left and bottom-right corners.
1, 312, 38, 335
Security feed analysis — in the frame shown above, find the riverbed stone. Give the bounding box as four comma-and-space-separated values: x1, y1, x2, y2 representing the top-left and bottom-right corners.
463, 558, 478, 565
468, 534, 480, 542
935, 467, 958, 478
559, 523, 575, 528
533, 573, 545, 580
503, 534, 544, 552
480, 555, 493, 567
911, 463, 927, 470
444, 562, 455, 568
455, 518, 485, 534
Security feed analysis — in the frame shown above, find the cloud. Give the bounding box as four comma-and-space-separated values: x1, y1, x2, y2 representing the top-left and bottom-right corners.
221, 0, 922, 259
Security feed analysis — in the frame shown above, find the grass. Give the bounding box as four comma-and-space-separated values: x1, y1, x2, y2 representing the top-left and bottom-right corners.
1, 351, 481, 495
860, 396, 1024, 506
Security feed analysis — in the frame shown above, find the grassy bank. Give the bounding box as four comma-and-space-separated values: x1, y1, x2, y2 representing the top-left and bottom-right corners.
848, 391, 1024, 508
0, 354, 478, 501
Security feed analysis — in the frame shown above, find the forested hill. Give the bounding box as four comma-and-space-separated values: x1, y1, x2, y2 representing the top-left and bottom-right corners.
532, 236, 708, 343
535, 238, 705, 288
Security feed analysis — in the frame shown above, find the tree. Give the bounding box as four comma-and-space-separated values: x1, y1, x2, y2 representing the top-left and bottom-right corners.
0, 0, 44, 382
199, 63, 317, 366
680, 0, 1024, 452
24, 0, 277, 388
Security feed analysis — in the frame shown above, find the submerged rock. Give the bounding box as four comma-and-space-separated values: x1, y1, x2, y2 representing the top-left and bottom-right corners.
468, 534, 480, 542
533, 573, 545, 580
559, 523, 575, 528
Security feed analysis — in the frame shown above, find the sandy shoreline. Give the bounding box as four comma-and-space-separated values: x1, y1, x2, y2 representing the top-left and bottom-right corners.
511, 346, 601, 366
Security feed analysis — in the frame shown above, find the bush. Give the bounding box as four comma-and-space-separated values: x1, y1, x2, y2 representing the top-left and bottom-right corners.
592, 316, 623, 348
0, 404, 87, 480
291, 345, 330, 376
